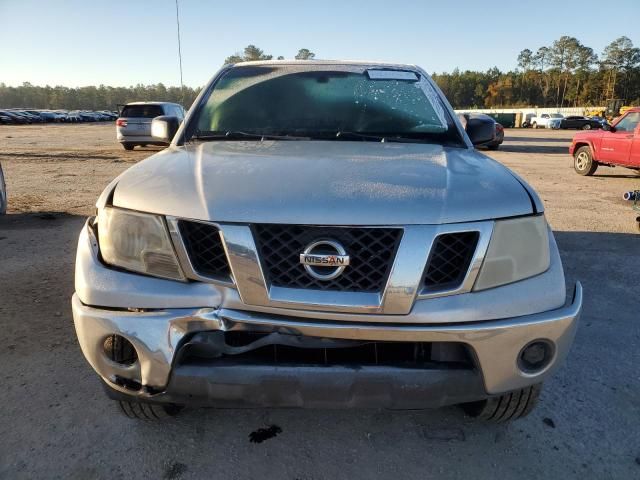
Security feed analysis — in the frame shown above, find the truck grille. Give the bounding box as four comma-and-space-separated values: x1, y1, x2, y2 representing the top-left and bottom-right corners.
178, 220, 231, 279
253, 225, 403, 292
423, 231, 479, 291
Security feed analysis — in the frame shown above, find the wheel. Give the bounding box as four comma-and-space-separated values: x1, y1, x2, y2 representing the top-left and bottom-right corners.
122, 143, 134, 151
532, 122, 538, 129
582, 123, 592, 130
574, 146, 598, 176
461, 384, 542, 422
118, 401, 183, 420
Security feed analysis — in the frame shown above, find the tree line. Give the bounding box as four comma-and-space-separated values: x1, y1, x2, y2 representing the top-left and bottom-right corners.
0, 46, 316, 110
0, 82, 200, 111
1, 37, 638, 111
434, 36, 640, 108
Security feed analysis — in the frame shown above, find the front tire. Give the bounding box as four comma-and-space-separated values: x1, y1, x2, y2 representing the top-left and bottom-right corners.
582, 123, 592, 130
118, 401, 183, 420
574, 146, 598, 176
461, 384, 542, 422
122, 143, 134, 151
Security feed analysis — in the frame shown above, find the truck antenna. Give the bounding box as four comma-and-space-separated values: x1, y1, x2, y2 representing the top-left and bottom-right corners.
175, 0, 184, 104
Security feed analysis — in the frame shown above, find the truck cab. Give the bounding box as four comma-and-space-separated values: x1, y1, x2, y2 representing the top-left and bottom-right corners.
569, 107, 640, 175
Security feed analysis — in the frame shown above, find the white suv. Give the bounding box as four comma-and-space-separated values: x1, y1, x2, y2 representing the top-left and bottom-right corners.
116, 102, 184, 150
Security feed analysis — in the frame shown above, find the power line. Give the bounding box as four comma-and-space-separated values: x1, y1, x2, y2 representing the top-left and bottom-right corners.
175, 0, 184, 104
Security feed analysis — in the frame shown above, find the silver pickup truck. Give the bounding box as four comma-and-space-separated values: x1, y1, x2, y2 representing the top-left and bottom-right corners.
72, 61, 582, 421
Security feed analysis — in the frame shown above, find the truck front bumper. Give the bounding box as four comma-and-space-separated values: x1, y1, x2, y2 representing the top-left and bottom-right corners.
72, 281, 581, 408
72, 217, 582, 409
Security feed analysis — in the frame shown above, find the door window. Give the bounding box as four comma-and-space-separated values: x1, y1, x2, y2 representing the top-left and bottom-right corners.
615, 112, 640, 132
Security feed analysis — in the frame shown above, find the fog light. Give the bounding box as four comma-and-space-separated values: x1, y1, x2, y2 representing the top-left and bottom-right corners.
103, 334, 137, 366
518, 340, 554, 373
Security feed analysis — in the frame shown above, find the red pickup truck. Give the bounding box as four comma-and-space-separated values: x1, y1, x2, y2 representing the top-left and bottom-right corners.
569, 107, 640, 176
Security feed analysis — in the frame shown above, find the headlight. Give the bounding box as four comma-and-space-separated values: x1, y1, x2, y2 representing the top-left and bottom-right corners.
474, 215, 550, 291
97, 207, 185, 281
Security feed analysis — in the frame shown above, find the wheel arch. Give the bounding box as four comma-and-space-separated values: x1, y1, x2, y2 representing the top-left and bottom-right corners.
574, 141, 597, 160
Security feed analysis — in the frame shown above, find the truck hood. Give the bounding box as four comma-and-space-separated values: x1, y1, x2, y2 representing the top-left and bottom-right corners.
573, 130, 605, 141
112, 141, 534, 225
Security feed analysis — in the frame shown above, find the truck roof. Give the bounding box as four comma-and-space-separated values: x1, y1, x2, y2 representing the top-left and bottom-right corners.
229, 59, 419, 69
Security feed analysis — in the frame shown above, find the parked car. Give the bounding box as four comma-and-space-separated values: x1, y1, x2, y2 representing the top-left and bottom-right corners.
9, 111, 36, 123
34, 111, 58, 122
462, 113, 504, 150
66, 111, 82, 123
0, 162, 6, 214
0, 114, 13, 124
559, 116, 603, 130
22, 110, 45, 122
13, 110, 44, 123
72, 61, 582, 421
116, 101, 185, 150
570, 107, 640, 175
531, 113, 563, 129
0, 110, 29, 124
588, 116, 609, 128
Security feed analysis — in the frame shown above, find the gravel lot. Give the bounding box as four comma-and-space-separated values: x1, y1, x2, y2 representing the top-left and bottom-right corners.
1, 124, 639, 479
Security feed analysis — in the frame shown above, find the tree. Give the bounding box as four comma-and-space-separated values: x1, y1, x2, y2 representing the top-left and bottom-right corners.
533, 47, 551, 104
295, 48, 315, 60
224, 44, 273, 64
224, 45, 317, 64
548, 36, 581, 106
243, 44, 273, 61
570, 46, 597, 106
224, 54, 244, 64
601, 36, 640, 100
517, 49, 533, 71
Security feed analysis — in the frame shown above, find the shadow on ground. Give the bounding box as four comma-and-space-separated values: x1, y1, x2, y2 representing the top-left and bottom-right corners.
504, 136, 574, 143
497, 144, 570, 154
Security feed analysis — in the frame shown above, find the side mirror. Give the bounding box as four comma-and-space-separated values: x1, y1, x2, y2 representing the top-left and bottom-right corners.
459, 114, 496, 146
151, 116, 180, 142
603, 123, 614, 132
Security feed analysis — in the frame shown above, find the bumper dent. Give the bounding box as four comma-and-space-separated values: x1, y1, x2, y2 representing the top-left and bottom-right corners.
72, 282, 581, 402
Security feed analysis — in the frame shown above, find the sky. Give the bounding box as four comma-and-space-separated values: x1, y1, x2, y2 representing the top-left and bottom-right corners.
1, 0, 638, 88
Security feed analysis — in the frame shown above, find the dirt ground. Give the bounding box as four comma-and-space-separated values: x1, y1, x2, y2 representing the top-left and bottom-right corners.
1, 124, 639, 479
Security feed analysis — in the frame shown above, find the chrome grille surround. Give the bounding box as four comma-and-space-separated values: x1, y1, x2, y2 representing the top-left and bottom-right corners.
167, 217, 494, 314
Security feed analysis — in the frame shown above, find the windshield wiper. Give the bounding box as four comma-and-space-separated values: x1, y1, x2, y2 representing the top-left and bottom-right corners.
335, 131, 385, 142
334, 131, 430, 144
191, 131, 310, 141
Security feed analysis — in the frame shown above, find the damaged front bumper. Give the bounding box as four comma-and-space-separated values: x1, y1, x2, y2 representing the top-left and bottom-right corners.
72, 282, 581, 408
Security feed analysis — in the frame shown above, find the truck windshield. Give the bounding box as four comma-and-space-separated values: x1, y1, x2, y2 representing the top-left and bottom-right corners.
193, 65, 461, 145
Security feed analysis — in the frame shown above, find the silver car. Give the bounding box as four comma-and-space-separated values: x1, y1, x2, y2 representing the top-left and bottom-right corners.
116, 101, 184, 150
73, 61, 582, 421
